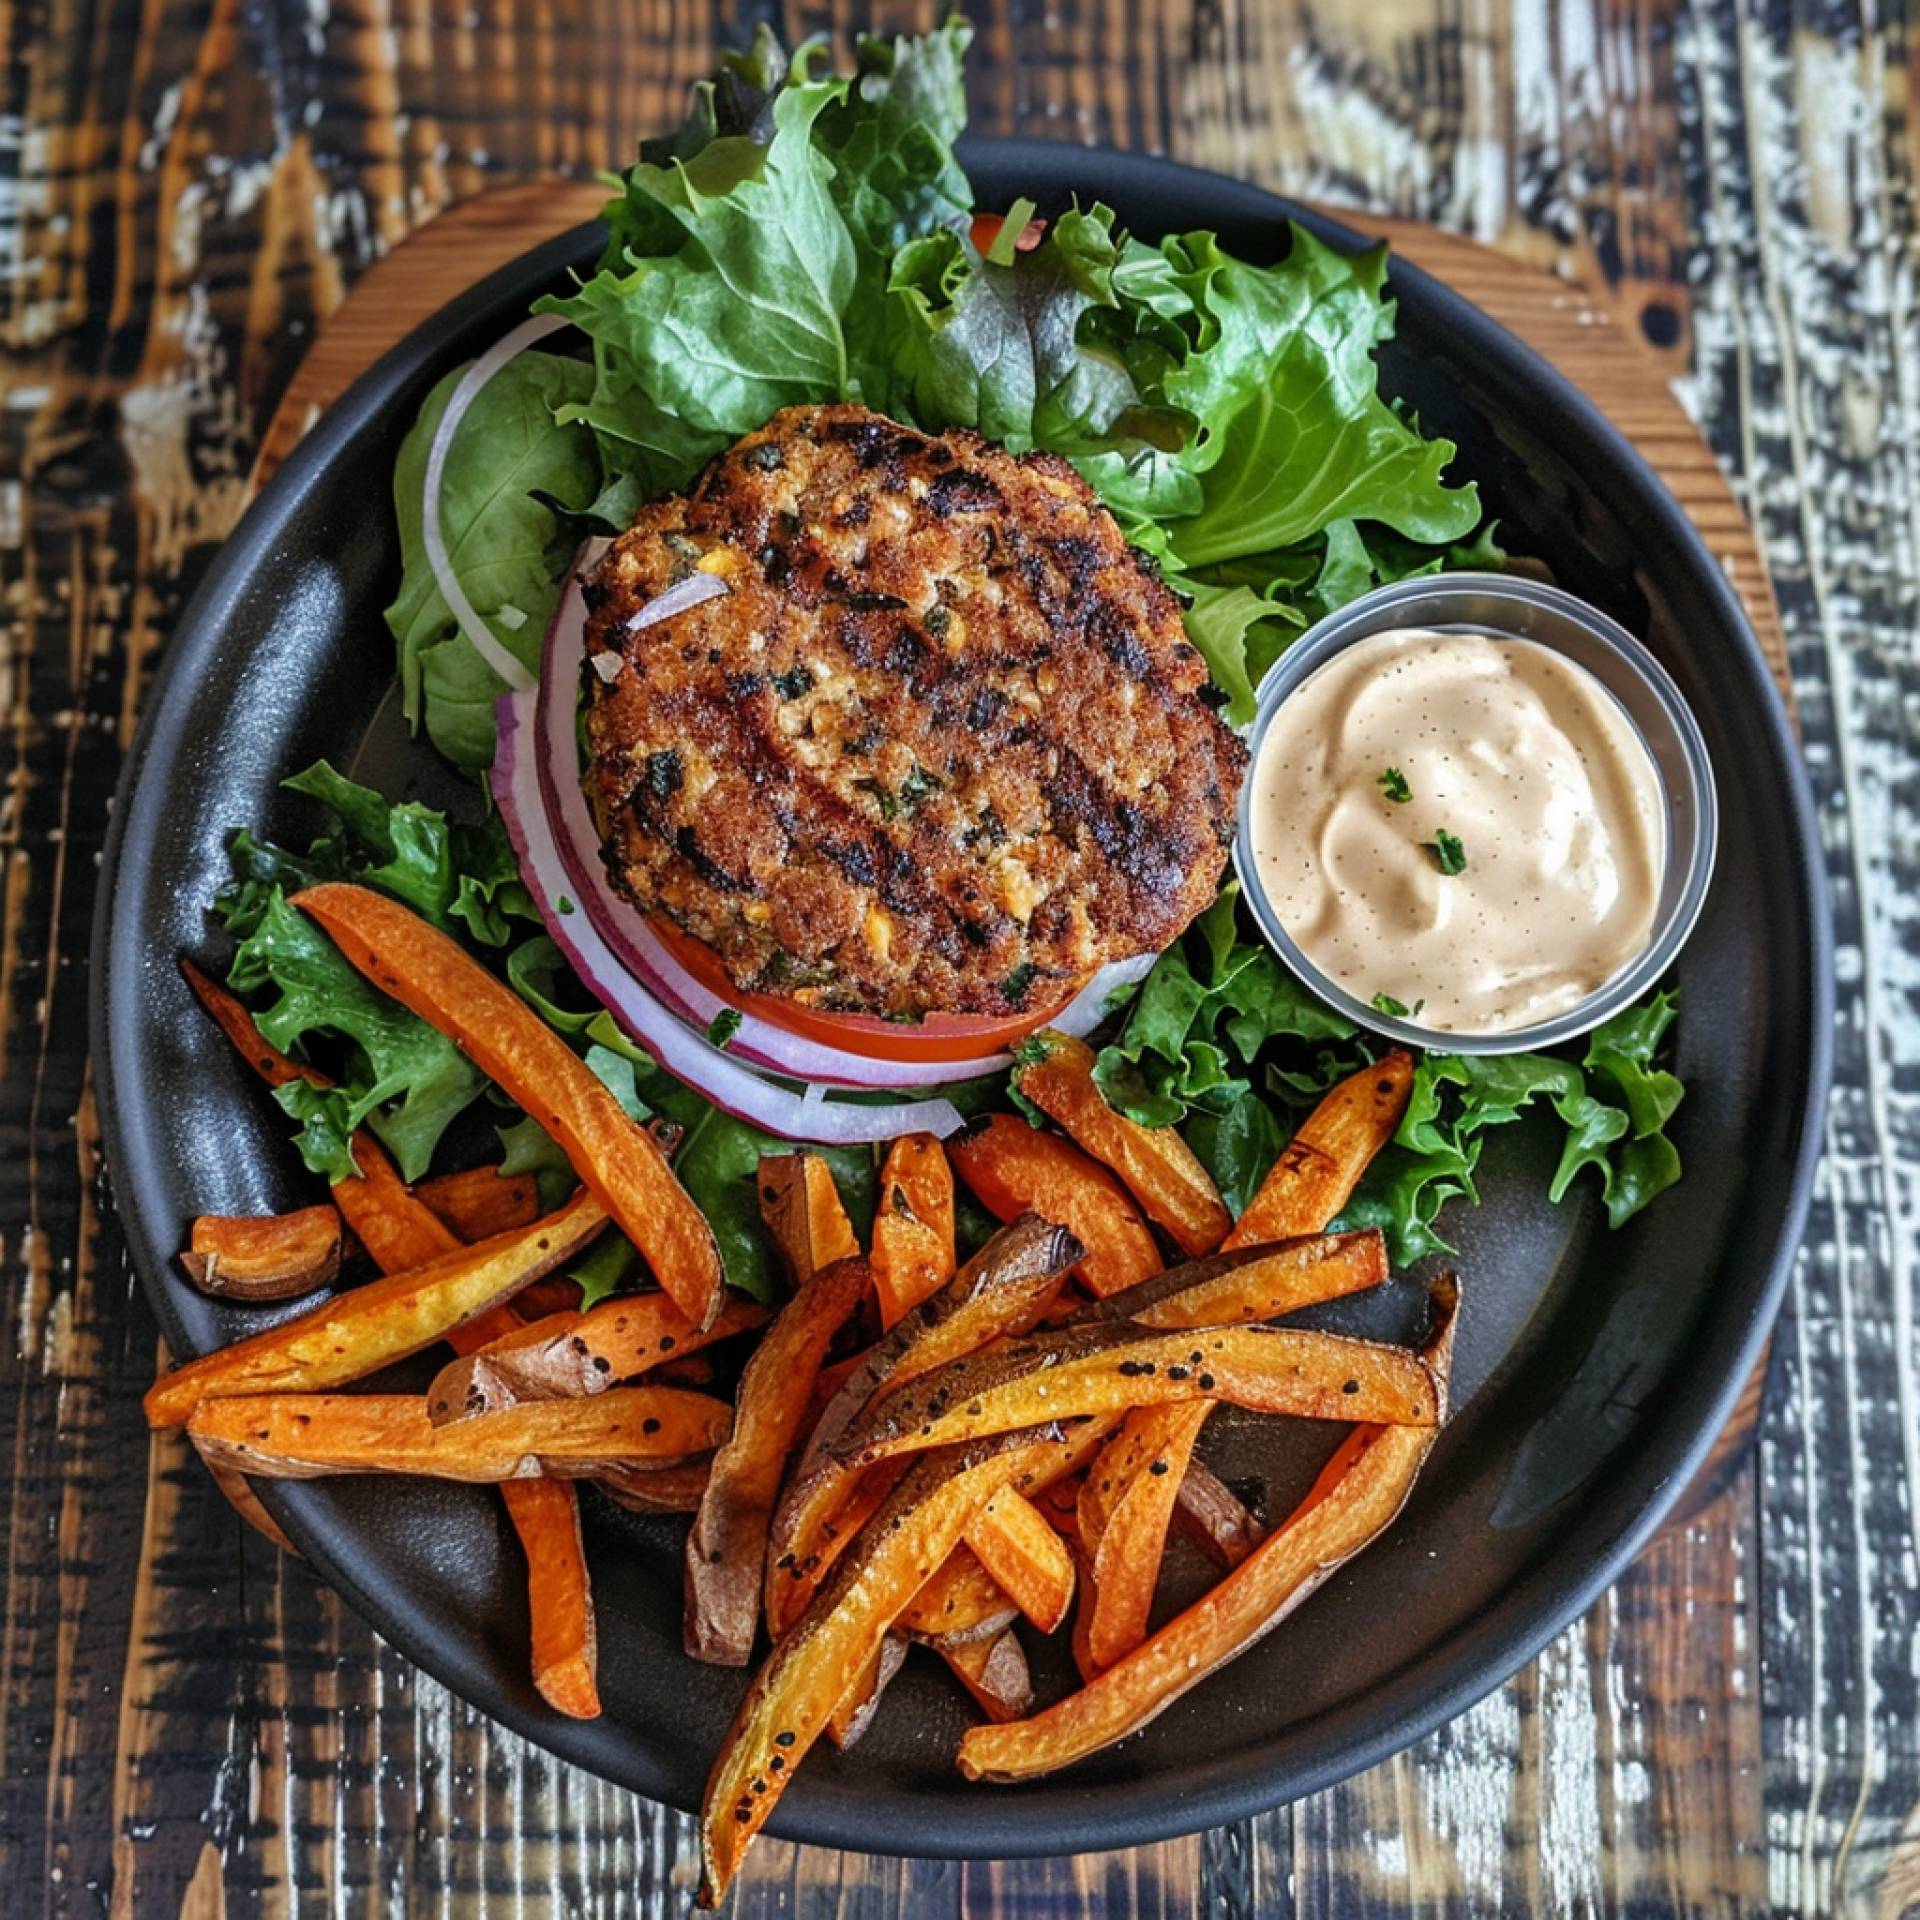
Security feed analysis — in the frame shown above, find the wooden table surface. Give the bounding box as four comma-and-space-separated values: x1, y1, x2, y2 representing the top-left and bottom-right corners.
0, 3, 1896, 1915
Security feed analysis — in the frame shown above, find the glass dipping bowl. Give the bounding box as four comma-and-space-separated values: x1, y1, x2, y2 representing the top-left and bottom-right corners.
1232, 572, 1719, 1055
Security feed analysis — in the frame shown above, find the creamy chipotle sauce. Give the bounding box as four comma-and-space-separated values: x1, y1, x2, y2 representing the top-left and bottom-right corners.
1247, 628, 1665, 1034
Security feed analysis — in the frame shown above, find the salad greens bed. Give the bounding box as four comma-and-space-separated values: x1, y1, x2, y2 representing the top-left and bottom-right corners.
211, 21, 1684, 1304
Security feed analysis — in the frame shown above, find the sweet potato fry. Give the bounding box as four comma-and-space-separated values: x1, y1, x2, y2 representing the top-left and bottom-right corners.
294, 884, 724, 1329
686, 1256, 870, 1666
835, 1321, 1439, 1467
651, 1352, 719, 1389
504, 1475, 600, 1718
698, 1426, 1077, 1906
956, 1279, 1458, 1782
871, 1134, 957, 1328
511, 1276, 584, 1320
1174, 1460, 1262, 1569
195, 1447, 299, 1554
373, 1227, 603, 1715
1076, 1231, 1389, 1332
181, 1205, 343, 1303
1069, 1549, 1101, 1684
898, 1546, 1019, 1645
1012, 1032, 1230, 1257
764, 1215, 1081, 1637
181, 953, 463, 1273
427, 1294, 769, 1422
364, 1207, 602, 1719
1077, 1403, 1214, 1671
965, 1483, 1075, 1634
144, 1190, 608, 1428
594, 1456, 714, 1514
765, 1463, 908, 1641
948, 1113, 1162, 1297
415, 1165, 542, 1242
942, 1629, 1033, 1722
825, 1632, 907, 1751
336, 1145, 467, 1273
1224, 1051, 1415, 1250
180, 955, 326, 1091
801, 1348, 867, 1433
757, 1152, 860, 1286
1032, 1468, 1086, 1546
187, 1384, 732, 1480
1078, 1405, 1205, 1559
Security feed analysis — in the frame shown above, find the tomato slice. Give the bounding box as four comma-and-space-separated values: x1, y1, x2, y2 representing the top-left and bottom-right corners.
970, 211, 1048, 257
649, 916, 1080, 1065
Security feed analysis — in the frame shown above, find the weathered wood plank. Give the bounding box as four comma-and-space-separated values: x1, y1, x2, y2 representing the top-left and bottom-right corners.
959, 1839, 1203, 1920
0, 0, 1891, 1914
1669, 3, 1920, 1912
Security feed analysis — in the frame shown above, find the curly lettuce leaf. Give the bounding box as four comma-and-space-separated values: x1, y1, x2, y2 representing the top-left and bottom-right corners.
230, 761, 535, 950
816, 20, 973, 274
226, 890, 485, 1182
1173, 579, 1301, 727
636, 23, 791, 172
1331, 1010, 1686, 1262
213, 769, 539, 1181
889, 204, 1131, 449
1094, 886, 1354, 1127
1160, 229, 1480, 567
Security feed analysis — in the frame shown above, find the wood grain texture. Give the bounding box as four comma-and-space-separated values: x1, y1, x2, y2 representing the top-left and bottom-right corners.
0, 0, 1882, 1915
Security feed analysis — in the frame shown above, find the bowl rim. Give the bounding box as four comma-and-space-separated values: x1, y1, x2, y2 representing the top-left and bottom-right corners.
1231, 571, 1721, 1054
89, 137, 1832, 1858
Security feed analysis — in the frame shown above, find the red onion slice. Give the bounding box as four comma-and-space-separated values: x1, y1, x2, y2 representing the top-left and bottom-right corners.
421, 311, 573, 694
626, 570, 730, 632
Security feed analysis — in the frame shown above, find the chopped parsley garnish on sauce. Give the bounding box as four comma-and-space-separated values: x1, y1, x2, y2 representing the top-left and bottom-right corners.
1428, 829, 1467, 875
1378, 766, 1412, 803
1372, 992, 1426, 1018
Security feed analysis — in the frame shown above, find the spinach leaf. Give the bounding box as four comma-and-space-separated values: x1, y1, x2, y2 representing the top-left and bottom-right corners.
386, 352, 599, 770
545, 79, 857, 444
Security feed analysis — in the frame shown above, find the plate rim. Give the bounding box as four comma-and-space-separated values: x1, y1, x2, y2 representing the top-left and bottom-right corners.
90, 137, 1833, 1857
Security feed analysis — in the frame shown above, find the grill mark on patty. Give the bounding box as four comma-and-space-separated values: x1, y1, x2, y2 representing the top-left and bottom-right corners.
1047, 739, 1202, 903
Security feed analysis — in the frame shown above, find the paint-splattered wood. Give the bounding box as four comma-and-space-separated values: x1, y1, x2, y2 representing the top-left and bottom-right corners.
0, 0, 1898, 1915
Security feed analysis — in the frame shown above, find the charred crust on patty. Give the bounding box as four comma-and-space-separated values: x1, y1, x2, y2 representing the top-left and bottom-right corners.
580, 403, 1246, 1020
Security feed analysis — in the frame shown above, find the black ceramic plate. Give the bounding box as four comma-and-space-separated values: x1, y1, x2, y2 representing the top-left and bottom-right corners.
92, 142, 1831, 1857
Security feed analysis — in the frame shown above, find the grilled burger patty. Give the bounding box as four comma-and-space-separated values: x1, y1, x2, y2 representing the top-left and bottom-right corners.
580, 404, 1247, 1021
